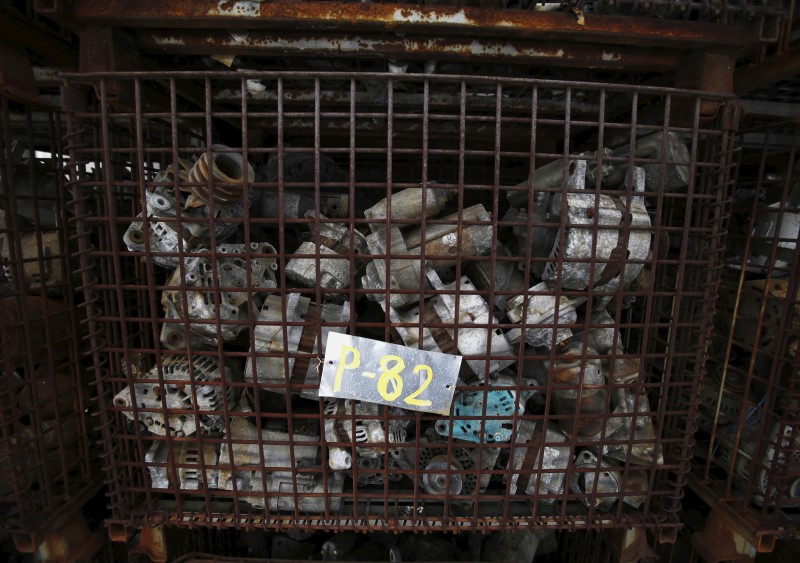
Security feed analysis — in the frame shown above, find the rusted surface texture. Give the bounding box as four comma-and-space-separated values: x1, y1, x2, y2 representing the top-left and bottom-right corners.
140, 31, 679, 71
72, 0, 765, 50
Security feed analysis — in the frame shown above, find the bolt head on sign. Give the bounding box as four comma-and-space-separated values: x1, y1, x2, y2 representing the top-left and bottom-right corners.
319, 332, 462, 415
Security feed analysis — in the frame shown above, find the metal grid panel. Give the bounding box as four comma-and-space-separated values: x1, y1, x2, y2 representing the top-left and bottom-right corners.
0, 94, 96, 543
692, 118, 800, 540
65, 71, 738, 533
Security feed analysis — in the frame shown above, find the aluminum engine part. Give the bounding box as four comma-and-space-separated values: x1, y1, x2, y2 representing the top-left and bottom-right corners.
507, 420, 570, 502
323, 398, 410, 471
434, 376, 527, 443
398, 437, 499, 495
388, 272, 515, 379
246, 293, 350, 399
112, 355, 242, 437
538, 160, 621, 288
123, 160, 244, 268
186, 145, 256, 206
285, 212, 368, 293
362, 201, 492, 309
160, 242, 278, 349
418, 445, 476, 498
548, 341, 607, 438
718, 422, 800, 507
578, 310, 642, 384
600, 387, 663, 466
569, 450, 648, 510
604, 131, 691, 192
217, 417, 344, 513
145, 439, 219, 491
589, 166, 651, 309
569, 450, 620, 510
507, 131, 689, 209
544, 162, 650, 293
464, 244, 526, 315
504, 282, 581, 349
364, 185, 453, 226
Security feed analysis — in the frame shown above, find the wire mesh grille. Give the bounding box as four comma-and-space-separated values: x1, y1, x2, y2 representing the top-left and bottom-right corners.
0, 94, 96, 538
693, 118, 800, 537
65, 71, 738, 532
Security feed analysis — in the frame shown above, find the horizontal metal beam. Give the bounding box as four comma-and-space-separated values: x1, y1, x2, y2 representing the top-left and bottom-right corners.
735, 47, 800, 94
141, 31, 680, 72
74, 0, 763, 51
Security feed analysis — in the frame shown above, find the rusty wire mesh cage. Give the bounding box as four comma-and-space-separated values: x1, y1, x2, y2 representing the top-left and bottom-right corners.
64, 71, 738, 534
0, 94, 97, 548
691, 117, 800, 543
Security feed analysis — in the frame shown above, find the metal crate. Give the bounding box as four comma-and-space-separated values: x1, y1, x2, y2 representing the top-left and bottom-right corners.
64, 71, 738, 535
690, 118, 800, 553
0, 94, 99, 551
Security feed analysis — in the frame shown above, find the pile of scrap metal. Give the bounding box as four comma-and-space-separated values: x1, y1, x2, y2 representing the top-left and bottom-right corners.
113, 134, 684, 512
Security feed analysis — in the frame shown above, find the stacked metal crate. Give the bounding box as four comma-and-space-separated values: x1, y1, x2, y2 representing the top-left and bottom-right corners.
62, 70, 736, 537
0, 93, 101, 557
690, 119, 800, 559
12, 0, 794, 560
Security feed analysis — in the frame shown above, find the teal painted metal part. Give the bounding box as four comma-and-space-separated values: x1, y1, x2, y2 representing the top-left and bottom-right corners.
436, 388, 526, 443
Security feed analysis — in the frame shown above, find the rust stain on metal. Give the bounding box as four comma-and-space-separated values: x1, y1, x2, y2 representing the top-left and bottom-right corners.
144, 31, 677, 71
74, 0, 762, 49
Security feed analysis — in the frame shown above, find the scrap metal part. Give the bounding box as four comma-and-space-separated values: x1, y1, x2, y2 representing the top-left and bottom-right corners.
569, 450, 648, 510
418, 444, 477, 498
123, 160, 244, 268
434, 376, 527, 444
600, 387, 663, 466
388, 272, 515, 380
285, 212, 368, 293
590, 166, 651, 309
112, 355, 242, 437
397, 436, 499, 495
323, 398, 410, 472
217, 417, 344, 513
464, 244, 526, 315
506, 130, 690, 209
363, 193, 492, 308
160, 242, 278, 349
364, 185, 453, 226
569, 450, 620, 511
186, 145, 256, 206
145, 439, 219, 491
504, 281, 581, 349
548, 341, 607, 439
246, 293, 350, 399
717, 421, 800, 507
507, 420, 571, 502
541, 160, 621, 289
508, 159, 651, 299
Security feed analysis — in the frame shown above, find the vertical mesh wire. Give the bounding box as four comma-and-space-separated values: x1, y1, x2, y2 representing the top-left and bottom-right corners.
64, 71, 738, 533
693, 117, 800, 539
0, 94, 96, 541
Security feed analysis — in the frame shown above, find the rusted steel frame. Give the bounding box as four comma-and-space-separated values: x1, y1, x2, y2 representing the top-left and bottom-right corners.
688, 474, 781, 555
735, 47, 800, 94
140, 31, 679, 72
73, 0, 763, 50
